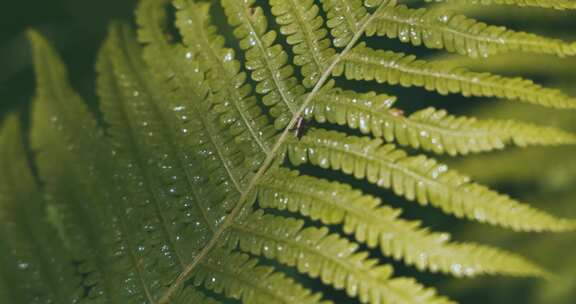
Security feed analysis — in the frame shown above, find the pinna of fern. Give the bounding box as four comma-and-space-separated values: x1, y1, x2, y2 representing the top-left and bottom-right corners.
0, 0, 576, 303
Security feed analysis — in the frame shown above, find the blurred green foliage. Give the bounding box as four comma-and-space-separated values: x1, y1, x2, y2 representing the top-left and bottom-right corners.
435, 8, 576, 299
0, 0, 137, 117
445, 95, 576, 304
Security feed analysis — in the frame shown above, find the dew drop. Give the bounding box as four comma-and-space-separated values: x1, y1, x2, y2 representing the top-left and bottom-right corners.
451, 263, 463, 276
18, 262, 30, 270
437, 14, 450, 23
223, 51, 234, 62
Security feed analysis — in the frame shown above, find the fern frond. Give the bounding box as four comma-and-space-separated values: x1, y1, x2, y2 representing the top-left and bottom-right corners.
308, 85, 576, 155
27, 30, 106, 154
436, 52, 576, 77
288, 129, 576, 232
425, 0, 576, 10
174, 0, 275, 163
321, 0, 368, 47
336, 43, 576, 109
222, 0, 305, 129
32, 143, 119, 301
366, 5, 576, 58
138, 0, 256, 211
11, 0, 576, 302
140, 2, 321, 301
186, 248, 326, 304
98, 23, 240, 271
225, 210, 455, 304
257, 169, 549, 278
408, 107, 576, 152
0, 115, 81, 303
28, 30, 153, 302
103, 23, 334, 304
269, 0, 337, 87
27, 30, 107, 253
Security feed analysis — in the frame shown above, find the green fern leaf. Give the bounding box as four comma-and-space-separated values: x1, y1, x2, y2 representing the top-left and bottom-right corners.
222, 0, 305, 129
288, 128, 576, 231
0, 115, 81, 303
308, 85, 576, 155
324, 0, 576, 57
321, 0, 369, 47
98, 23, 239, 265
185, 248, 325, 304
405, 107, 576, 152
174, 0, 276, 164
28, 30, 155, 302
436, 52, 576, 77
225, 211, 454, 304
269, 0, 337, 87
367, 5, 576, 58
258, 169, 549, 277
336, 43, 576, 109
2, 0, 576, 303
425, 0, 576, 10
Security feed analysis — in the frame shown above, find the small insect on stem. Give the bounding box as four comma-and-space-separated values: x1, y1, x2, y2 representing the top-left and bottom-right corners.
293, 116, 307, 139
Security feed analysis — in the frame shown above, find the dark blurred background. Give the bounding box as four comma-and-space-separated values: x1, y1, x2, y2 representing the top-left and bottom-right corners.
0, 0, 137, 119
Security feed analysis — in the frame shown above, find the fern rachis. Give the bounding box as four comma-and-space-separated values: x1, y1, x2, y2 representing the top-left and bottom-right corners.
1, 0, 576, 303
